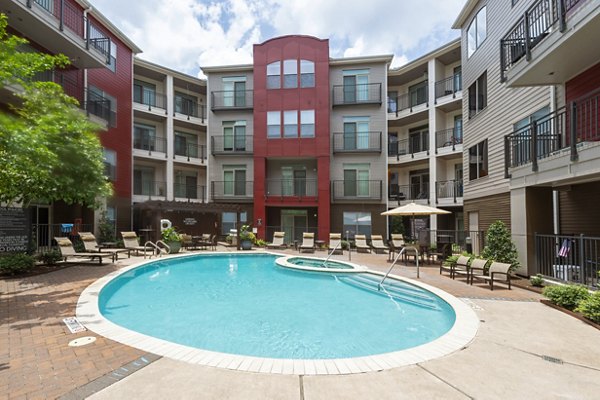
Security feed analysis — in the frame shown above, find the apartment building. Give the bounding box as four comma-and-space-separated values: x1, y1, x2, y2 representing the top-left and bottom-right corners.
1, 0, 140, 246
454, 0, 600, 276
387, 39, 464, 244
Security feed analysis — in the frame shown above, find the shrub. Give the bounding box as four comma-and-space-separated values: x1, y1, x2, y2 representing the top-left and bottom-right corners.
575, 291, 600, 323
0, 253, 36, 275
98, 210, 116, 243
255, 239, 268, 247
161, 227, 181, 242
37, 249, 62, 265
542, 284, 590, 310
341, 240, 350, 250
481, 220, 520, 271
530, 274, 544, 287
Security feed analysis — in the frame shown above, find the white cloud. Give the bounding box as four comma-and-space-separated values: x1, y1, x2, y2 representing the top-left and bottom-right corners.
89, 0, 463, 77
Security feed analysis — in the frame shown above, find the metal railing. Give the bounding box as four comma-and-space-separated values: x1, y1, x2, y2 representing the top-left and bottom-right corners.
434, 75, 462, 100
436, 180, 463, 202
535, 233, 600, 287
388, 183, 429, 201
211, 135, 253, 155
174, 184, 206, 202
133, 135, 168, 155
389, 136, 430, 158
174, 99, 207, 122
393, 87, 429, 114
332, 83, 382, 106
332, 131, 382, 153
419, 229, 486, 255
265, 179, 318, 198
133, 180, 167, 198
331, 180, 382, 202
32, 69, 83, 103
86, 20, 111, 63
500, 0, 583, 81
435, 128, 463, 151
211, 90, 253, 111
31, 223, 93, 252
84, 88, 116, 127
211, 181, 254, 201
174, 142, 206, 162
134, 91, 167, 112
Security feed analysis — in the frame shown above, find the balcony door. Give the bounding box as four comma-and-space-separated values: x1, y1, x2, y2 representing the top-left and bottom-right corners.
409, 126, 428, 154
134, 167, 155, 195
454, 115, 463, 143
409, 80, 427, 107
223, 123, 246, 151
409, 169, 429, 200
343, 70, 369, 103
343, 117, 369, 150
224, 169, 246, 196
281, 210, 307, 244
223, 78, 246, 107
344, 164, 369, 197
175, 92, 196, 116
134, 80, 156, 106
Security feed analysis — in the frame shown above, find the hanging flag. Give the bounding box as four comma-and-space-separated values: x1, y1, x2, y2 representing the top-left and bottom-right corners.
557, 239, 571, 257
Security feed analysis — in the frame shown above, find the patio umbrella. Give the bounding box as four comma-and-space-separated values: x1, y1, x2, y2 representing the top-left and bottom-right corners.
381, 202, 451, 240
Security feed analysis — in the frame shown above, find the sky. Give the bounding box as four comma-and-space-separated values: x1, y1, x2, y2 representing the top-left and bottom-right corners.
90, 0, 465, 78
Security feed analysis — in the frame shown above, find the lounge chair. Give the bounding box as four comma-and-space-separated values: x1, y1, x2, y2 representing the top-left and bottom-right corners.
370, 235, 389, 254
471, 261, 512, 290
121, 231, 148, 256
267, 232, 286, 249
78, 232, 127, 262
54, 237, 107, 264
328, 233, 343, 255
299, 232, 315, 253
354, 234, 371, 253
448, 255, 471, 279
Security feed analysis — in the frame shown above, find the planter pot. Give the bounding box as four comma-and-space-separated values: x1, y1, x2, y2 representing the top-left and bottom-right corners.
166, 241, 181, 254
240, 239, 253, 250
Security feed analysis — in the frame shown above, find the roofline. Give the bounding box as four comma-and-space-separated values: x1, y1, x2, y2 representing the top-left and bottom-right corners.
76, 0, 142, 53
201, 64, 254, 73
388, 38, 460, 75
256, 34, 328, 46
452, 0, 479, 29
330, 54, 394, 66
134, 57, 206, 85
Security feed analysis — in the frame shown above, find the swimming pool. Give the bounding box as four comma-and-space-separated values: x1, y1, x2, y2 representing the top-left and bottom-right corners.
78, 253, 479, 374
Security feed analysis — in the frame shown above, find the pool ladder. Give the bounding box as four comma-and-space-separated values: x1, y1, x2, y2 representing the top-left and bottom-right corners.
378, 245, 420, 290
143, 240, 170, 259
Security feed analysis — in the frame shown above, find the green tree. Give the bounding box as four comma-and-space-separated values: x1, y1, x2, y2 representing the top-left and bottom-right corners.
0, 13, 111, 207
481, 220, 520, 271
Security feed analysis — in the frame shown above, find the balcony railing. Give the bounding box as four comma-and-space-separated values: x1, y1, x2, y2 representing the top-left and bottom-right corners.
388, 137, 429, 158
266, 179, 318, 198
133, 135, 167, 155
332, 83, 382, 106
435, 128, 463, 152
332, 131, 382, 153
391, 87, 429, 115
211, 135, 253, 155
500, 0, 583, 81
174, 143, 206, 162
211, 181, 254, 202
434, 75, 462, 100
174, 184, 206, 202
435, 180, 463, 202
388, 183, 429, 201
419, 229, 486, 255
32, 69, 83, 103
331, 180, 382, 202
86, 20, 111, 63
133, 180, 166, 198
134, 91, 167, 113
211, 90, 253, 111
84, 89, 116, 127
174, 100, 207, 122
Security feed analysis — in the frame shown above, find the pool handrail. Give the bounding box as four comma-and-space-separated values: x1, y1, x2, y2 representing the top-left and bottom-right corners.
144, 240, 170, 259
379, 245, 420, 289
321, 240, 342, 267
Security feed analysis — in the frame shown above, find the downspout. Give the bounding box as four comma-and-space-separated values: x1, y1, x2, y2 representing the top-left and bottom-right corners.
550, 85, 560, 235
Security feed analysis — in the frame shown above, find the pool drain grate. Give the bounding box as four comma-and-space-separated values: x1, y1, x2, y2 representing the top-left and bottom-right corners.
542, 355, 564, 364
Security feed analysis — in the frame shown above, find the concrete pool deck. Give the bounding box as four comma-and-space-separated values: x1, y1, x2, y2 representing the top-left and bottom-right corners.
2, 247, 600, 399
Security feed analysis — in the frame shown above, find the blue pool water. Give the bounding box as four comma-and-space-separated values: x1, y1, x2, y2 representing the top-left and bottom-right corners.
99, 254, 455, 359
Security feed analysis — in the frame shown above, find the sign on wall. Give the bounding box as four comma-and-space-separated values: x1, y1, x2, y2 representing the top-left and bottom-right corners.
0, 208, 31, 253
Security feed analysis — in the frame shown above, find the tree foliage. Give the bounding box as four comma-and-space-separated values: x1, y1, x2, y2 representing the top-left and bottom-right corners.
0, 13, 111, 207
481, 220, 520, 270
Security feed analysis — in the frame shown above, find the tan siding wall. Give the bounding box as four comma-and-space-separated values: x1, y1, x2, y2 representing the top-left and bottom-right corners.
559, 182, 600, 236
464, 192, 511, 232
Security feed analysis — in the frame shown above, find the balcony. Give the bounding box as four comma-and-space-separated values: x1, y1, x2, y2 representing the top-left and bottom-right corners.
32, 69, 83, 103
211, 90, 253, 111
133, 90, 167, 114
434, 75, 462, 101
174, 99, 207, 122
133, 180, 166, 199
332, 131, 382, 153
174, 142, 206, 162
332, 83, 382, 107
500, 0, 599, 86
133, 135, 167, 156
331, 180, 382, 202
265, 179, 318, 200
388, 183, 429, 202
5, 0, 110, 68
211, 135, 253, 155
435, 180, 463, 203
388, 136, 429, 159
174, 184, 206, 202
84, 88, 116, 127
389, 87, 428, 116
211, 181, 253, 202
435, 128, 463, 152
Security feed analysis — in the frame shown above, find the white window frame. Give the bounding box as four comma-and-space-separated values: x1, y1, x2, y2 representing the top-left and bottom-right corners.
300, 110, 315, 138
467, 6, 487, 58
284, 110, 298, 138
267, 111, 281, 138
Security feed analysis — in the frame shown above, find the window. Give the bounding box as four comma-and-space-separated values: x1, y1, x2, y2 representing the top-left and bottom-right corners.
103, 148, 116, 181
267, 111, 281, 138
343, 163, 370, 197
267, 61, 281, 89
469, 140, 488, 180
387, 91, 398, 113
467, 6, 487, 57
454, 115, 463, 143
300, 60, 315, 88
300, 110, 315, 137
36, 0, 53, 13
284, 110, 298, 138
133, 80, 156, 106
222, 121, 246, 151
175, 92, 198, 117
409, 81, 428, 107
512, 106, 552, 164
223, 165, 247, 196
133, 124, 157, 151
468, 71, 487, 118
174, 131, 198, 158
343, 116, 370, 150
409, 169, 429, 199
133, 167, 156, 196
222, 212, 247, 235
343, 69, 369, 102
107, 41, 117, 72
283, 60, 297, 88
409, 125, 429, 153
343, 212, 372, 238
222, 76, 246, 107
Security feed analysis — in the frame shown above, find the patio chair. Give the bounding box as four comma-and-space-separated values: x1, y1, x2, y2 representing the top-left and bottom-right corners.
180, 234, 194, 250
267, 232, 286, 249
471, 261, 512, 290
354, 234, 371, 253
299, 232, 315, 253
328, 233, 343, 255
388, 233, 405, 261
448, 255, 471, 279
121, 231, 148, 256
370, 235, 389, 254
78, 232, 127, 262
54, 237, 106, 264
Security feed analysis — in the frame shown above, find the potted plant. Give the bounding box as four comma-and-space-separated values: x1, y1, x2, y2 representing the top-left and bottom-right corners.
239, 225, 255, 250
161, 227, 182, 253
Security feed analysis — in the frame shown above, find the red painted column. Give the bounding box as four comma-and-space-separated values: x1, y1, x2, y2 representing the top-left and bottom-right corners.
254, 157, 266, 239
